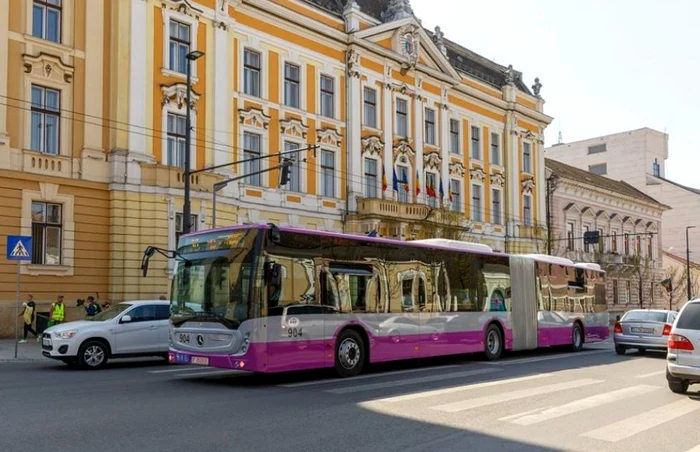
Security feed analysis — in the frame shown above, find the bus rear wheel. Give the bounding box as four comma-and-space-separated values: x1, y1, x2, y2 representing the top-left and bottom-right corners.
484, 324, 503, 361
334, 329, 365, 378
570, 323, 584, 352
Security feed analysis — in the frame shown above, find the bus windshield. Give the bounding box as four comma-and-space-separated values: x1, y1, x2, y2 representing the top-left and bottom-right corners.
170, 229, 261, 329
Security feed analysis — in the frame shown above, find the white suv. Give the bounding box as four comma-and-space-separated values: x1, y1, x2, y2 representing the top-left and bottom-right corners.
666, 299, 700, 394
41, 300, 170, 369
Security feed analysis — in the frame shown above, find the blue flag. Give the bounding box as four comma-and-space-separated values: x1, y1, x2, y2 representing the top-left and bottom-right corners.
392, 167, 399, 192
439, 177, 444, 199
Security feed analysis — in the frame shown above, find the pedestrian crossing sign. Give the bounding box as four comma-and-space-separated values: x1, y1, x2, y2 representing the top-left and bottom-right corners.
6, 235, 32, 261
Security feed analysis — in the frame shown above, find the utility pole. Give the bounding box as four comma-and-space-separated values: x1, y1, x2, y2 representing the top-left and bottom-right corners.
687, 226, 695, 301
182, 50, 205, 235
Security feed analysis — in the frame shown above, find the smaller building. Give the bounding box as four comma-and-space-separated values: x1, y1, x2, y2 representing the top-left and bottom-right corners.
662, 251, 700, 309
546, 158, 670, 317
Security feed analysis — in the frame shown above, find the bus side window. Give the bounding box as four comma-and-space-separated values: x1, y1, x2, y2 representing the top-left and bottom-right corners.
320, 268, 339, 311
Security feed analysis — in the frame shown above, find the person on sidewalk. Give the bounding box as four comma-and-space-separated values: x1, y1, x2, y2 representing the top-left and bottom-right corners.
83, 296, 102, 318
18, 295, 38, 343
48, 295, 66, 327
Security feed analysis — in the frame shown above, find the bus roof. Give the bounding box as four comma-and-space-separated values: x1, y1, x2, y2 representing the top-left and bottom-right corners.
518, 254, 575, 266
574, 262, 605, 273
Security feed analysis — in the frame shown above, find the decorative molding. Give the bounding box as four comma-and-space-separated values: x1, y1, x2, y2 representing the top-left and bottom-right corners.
392, 139, 415, 159
22, 52, 75, 83
393, 23, 420, 73
361, 135, 384, 158
490, 172, 505, 188
162, 0, 203, 19
423, 152, 441, 171
317, 128, 343, 147
280, 118, 308, 139
160, 83, 201, 110
238, 107, 271, 129
522, 177, 535, 194
346, 48, 361, 78
469, 167, 485, 182
449, 161, 467, 177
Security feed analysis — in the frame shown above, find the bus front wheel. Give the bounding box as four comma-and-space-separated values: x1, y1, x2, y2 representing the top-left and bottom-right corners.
484, 324, 503, 361
335, 329, 365, 378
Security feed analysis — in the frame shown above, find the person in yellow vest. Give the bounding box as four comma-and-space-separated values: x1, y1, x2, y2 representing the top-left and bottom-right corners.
48, 295, 66, 327
18, 294, 38, 343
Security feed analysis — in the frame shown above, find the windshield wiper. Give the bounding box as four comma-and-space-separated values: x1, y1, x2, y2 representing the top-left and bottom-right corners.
171, 311, 238, 329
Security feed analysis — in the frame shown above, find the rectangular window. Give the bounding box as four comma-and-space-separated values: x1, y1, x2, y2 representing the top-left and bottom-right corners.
284, 63, 300, 108
650, 281, 654, 304
583, 225, 590, 252
424, 108, 436, 145
491, 133, 501, 165
30, 85, 60, 155
471, 126, 481, 159
588, 143, 607, 154
652, 160, 660, 177
243, 132, 261, 186
175, 213, 198, 245
426, 172, 437, 208
523, 195, 532, 226
612, 231, 618, 252
396, 99, 408, 137
471, 184, 482, 222
648, 235, 654, 258
364, 158, 378, 198
397, 165, 409, 203
31, 201, 62, 265
450, 119, 460, 154
636, 236, 642, 256
567, 223, 575, 250
284, 141, 302, 192
598, 228, 605, 253
450, 179, 461, 212
626, 280, 632, 304
363, 87, 377, 128
320, 75, 335, 118
32, 0, 62, 43
321, 150, 335, 198
613, 280, 619, 304
624, 233, 630, 255
523, 142, 532, 173
243, 49, 261, 97
491, 189, 502, 225
166, 113, 187, 168
168, 20, 191, 74
588, 163, 607, 176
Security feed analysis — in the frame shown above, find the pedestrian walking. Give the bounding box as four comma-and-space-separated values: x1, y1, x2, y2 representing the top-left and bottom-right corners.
83, 296, 102, 318
48, 295, 66, 327
18, 295, 38, 343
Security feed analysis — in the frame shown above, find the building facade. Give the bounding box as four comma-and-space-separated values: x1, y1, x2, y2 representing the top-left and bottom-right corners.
546, 158, 670, 317
546, 127, 700, 266
0, 0, 552, 334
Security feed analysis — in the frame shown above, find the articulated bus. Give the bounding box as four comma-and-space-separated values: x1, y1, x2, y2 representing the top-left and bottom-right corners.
164, 224, 609, 377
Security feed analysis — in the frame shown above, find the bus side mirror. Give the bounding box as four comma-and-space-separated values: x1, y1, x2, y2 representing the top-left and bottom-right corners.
265, 262, 282, 286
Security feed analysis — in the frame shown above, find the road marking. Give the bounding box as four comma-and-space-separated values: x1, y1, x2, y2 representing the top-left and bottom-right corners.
370, 373, 553, 404
149, 366, 204, 374
582, 399, 700, 442
503, 385, 658, 425
172, 369, 248, 378
325, 368, 498, 395
432, 379, 604, 413
278, 364, 461, 388
483, 349, 609, 366
635, 370, 666, 379
684, 445, 700, 452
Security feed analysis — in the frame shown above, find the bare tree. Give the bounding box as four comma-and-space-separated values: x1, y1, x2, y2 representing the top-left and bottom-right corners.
663, 266, 700, 309
413, 206, 473, 241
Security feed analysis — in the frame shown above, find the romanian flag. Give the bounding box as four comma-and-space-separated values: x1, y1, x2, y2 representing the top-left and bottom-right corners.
449, 189, 453, 203
382, 167, 388, 192
415, 170, 421, 196
426, 178, 436, 198
660, 278, 673, 294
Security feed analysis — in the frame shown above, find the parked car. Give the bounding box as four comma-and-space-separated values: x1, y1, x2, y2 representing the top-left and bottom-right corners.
614, 309, 677, 355
666, 300, 700, 394
41, 300, 170, 369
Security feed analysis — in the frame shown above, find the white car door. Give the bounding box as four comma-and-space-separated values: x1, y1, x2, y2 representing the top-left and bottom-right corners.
152, 305, 171, 353
114, 305, 158, 354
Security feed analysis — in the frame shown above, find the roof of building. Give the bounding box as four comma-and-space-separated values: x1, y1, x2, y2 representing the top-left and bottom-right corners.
546, 158, 668, 209
663, 251, 700, 271
652, 175, 700, 196
303, 0, 532, 93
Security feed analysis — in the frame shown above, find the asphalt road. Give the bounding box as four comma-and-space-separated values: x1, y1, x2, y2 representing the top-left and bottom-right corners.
1, 342, 699, 452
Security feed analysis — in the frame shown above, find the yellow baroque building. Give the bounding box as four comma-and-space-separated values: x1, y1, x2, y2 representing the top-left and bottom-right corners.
0, 0, 552, 329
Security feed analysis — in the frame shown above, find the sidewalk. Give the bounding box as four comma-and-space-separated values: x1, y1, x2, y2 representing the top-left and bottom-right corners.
0, 338, 45, 362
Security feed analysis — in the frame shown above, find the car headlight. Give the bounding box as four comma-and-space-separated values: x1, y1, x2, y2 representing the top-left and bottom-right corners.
56, 330, 77, 339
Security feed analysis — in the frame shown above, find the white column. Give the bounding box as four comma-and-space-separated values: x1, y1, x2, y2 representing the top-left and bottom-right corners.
0, 0, 9, 140
413, 94, 424, 204
536, 140, 546, 227
128, 0, 148, 154
383, 78, 393, 200
440, 105, 450, 205
505, 111, 521, 239
212, 25, 231, 171
347, 66, 363, 210
83, 0, 104, 151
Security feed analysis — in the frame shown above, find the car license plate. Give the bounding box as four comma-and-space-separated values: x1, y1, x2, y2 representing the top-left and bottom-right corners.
174, 353, 191, 364
631, 327, 654, 334
192, 356, 209, 366
42, 338, 51, 347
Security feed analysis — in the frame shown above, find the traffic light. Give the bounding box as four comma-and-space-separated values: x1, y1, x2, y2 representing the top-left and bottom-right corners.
279, 159, 293, 186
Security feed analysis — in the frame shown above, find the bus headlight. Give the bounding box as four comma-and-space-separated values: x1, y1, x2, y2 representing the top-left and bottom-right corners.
240, 333, 251, 353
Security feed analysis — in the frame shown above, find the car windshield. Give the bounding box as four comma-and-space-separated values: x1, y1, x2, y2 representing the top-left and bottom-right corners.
86, 303, 131, 321
170, 229, 261, 329
622, 311, 667, 323
677, 304, 700, 330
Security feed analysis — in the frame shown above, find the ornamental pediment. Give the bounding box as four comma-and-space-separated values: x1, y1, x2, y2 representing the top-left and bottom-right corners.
490, 172, 505, 188
424, 152, 441, 171
161, 83, 201, 110
469, 167, 485, 182
317, 128, 343, 147
392, 139, 415, 160
522, 177, 535, 194
280, 118, 308, 139
239, 108, 270, 129
23, 52, 74, 84
362, 135, 384, 158
450, 162, 467, 177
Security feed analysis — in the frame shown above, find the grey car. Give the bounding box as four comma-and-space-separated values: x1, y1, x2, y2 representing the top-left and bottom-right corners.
614, 309, 677, 355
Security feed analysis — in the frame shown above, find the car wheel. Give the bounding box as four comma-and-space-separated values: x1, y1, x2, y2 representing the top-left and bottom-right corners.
615, 344, 626, 355
570, 323, 584, 352
334, 329, 365, 378
484, 324, 503, 361
668, 379, 689, 394
77, 340, 109, 370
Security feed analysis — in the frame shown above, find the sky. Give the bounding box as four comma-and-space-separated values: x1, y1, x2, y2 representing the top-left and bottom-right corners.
412, 0, 700, 188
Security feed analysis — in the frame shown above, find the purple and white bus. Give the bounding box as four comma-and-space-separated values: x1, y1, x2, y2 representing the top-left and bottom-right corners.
165, 224, 608, 377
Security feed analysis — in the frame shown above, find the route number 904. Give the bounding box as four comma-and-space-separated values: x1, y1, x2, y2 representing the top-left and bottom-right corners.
288, 328, 303, 338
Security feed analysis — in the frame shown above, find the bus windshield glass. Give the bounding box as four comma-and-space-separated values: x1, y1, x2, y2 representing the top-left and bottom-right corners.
170, 229, 261, 329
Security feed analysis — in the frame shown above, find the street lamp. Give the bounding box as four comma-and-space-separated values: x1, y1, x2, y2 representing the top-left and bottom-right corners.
687, 226, 695, 301
182, 50, 205, 235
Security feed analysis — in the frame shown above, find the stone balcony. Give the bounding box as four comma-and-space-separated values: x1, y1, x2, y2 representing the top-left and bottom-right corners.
139, 163, 223, 192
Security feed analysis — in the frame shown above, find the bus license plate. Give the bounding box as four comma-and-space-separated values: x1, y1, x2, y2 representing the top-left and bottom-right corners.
192, 357, 209, 366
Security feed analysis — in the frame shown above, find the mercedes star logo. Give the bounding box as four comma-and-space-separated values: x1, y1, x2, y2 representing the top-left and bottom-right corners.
196, 334, 204, 347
